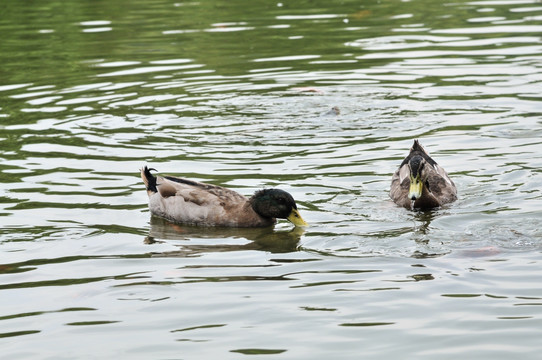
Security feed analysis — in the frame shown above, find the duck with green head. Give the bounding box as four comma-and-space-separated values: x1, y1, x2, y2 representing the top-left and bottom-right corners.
390, 140, 457, 210
141, 166, 307, 227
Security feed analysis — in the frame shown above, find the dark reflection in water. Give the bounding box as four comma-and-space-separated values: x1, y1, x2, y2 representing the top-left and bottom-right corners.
230, 348, 287, 355
145, 216, 304, 255
0, 330, 41, 339
411, 210, 437, 236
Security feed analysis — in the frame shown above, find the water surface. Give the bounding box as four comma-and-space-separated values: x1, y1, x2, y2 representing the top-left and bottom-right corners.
1, 0, 542, 358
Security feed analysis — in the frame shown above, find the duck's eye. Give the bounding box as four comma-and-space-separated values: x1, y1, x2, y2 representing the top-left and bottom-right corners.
276, 197, 287, 204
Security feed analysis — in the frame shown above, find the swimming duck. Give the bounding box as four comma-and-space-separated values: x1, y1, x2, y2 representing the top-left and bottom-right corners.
390, 140, 457, 210
140, 166, 307, 227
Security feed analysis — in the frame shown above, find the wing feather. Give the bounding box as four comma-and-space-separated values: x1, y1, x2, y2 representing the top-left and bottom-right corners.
148, 174, 258, 226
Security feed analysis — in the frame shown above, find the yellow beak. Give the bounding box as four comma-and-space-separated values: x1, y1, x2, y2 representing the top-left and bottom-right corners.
408, 175, 423, 201
287, 208, 308, 227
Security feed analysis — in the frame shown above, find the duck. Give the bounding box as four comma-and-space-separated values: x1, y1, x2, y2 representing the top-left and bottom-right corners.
390, 140, 457, 210
140, 166, 307, 227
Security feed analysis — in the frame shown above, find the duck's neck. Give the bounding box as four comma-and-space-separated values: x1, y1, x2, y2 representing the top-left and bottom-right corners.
245, 202, 276, 227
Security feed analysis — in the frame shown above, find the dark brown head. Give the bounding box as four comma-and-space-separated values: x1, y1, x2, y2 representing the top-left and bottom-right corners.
408, 155, 429, 200
250, 189, 307, 227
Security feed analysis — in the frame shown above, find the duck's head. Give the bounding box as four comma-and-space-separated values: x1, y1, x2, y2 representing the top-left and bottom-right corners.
408, 155, 427, 201
251, 189, 308, 227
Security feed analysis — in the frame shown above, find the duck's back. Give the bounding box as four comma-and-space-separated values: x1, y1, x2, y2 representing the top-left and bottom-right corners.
144, 172, 273, 227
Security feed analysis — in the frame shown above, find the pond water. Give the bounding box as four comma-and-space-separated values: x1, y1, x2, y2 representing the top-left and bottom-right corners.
2, 0, 542, 358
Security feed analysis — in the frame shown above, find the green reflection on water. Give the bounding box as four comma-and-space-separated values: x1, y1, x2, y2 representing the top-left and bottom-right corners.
339, 322, 394, 327
230, 348, 287, 355
171, 324, 227, 333
0, 307, 95, 321
0, 330, 41, 338
66, 320, 120, 326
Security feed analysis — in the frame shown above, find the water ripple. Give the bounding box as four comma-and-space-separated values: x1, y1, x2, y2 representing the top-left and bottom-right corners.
2, 0, 542, 358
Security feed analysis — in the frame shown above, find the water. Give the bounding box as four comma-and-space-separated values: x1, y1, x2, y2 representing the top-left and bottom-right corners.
1, 0, 542, 358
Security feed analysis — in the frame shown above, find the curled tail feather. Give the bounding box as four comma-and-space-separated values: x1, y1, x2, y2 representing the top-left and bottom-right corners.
140, 166, 158, 194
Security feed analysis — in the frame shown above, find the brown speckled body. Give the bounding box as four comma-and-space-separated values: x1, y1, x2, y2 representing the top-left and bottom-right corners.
142, 170, 275, 227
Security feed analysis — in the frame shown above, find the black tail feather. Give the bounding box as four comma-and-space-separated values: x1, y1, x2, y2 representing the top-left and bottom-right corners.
142, 166, 158, 193
411, 139, 423, 152
409, 140, 437, 166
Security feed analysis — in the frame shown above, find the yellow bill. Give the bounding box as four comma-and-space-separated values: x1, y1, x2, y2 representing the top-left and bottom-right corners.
408, 175, 423, 201
287, 208, 308, 227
